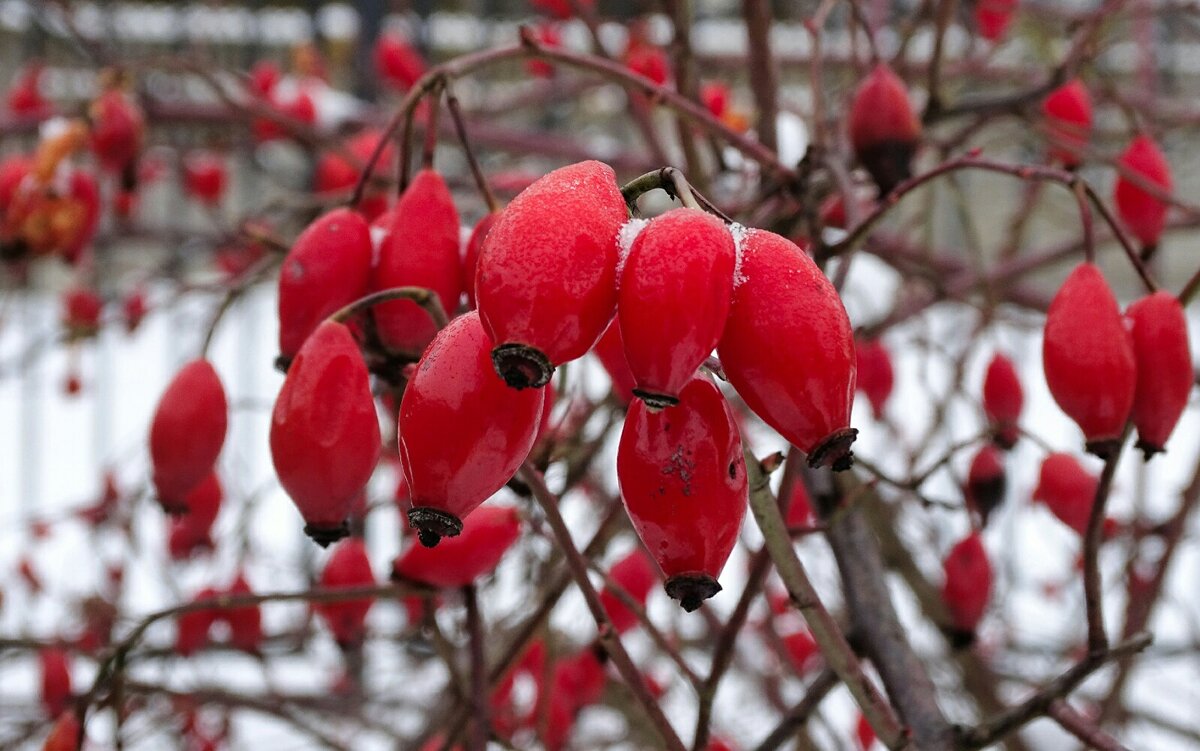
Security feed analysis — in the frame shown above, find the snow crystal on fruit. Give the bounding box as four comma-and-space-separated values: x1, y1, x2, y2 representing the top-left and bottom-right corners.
616, 218, 650, 281
728, 222, 751, 289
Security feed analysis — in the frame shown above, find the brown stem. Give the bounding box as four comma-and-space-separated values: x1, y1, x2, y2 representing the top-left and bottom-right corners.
517, 464, 688, 751
741, 0, 779, 152
958, 632, 1152, 748
463, 586, 487, 751
743, 451, 907, 749
443, 80, 497, 213
1048, 701, 1131, 751
328, 287, 449, 330
825, 472, 957, 751
1084, 431, 1127, 654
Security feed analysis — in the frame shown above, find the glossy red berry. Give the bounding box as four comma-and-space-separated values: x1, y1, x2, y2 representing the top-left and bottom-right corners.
277, 207, 372, 364
625, 41, 671, 86
1042, 80, 1092, 168
121, 286, 147, 333
982, 353, 1023, 448
855, 338, 894, 420
975, 0, 1017, 41
618, 374, 747, 611
61, 285, 102, 339
1126, 291, 1192, 458
176, 587, 220, 657
313, 129, 395, 221
181, 150, 226, 205
315, 538, 376, 646
392, 505, 521, 588
592, 318, 637, 404
1033, 453, 1097, 536
618, 208, 735, 407
374, 33, 426, 91
598, 548, 659, 634
271, 321, 380, 546
371, 169, 462, 357
1114, 134, 1173, 250
786, 481, 815, 528
700, 81, 730, 118
463, 212, 499, 309
782, 629, 820, 674
39, 647, 71, 716
718, 229, 858, 469
225, 573, 262, 652
964, 445, 1006, 527
476, 160, 626, 389
848, 64, 921, 194
941, 533, 992, 639
89, 89, 144, 174
149, 360, 228, 512
398, 311, 544, 546
1042, 263, 1135, 456
42, 711, 81, 751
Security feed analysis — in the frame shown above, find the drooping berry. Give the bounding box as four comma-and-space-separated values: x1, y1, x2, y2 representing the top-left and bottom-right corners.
463, 212, 500, 309
398, 311, 543, 546
982, 353, 1023, 448
371, 169, 462, 358
39, 647, 71, 716
271, 321, 381, 546
718, 229, 858, 469
1114, 134, 1173, 251
248, 60, 281, 98
941, 532, 992, 644
782, 629, 820, 674
592, 318, 637, 404
855, 337, 894, 420
1126, 291, 1192, 458
625, 41, 671, 86
975, 0, 1017, 41
598, 548, 659, 634
313, 129, 395, 221
392, 505, 521, 588
61, 285, 103, 340
89, 88, 144, 175
1042, 80, 1092, 168
1033, 453, 1097, 536
277, 207, 372, 364
374, 33, 426, 92
618, 208, 735, 408
315, 538, 376, 646
176, 587, 220, 657
1042, 263, 1135, 456
225, 573, 263, 652
617, 374, 748, 612
149, 360, 228, 512
182, 150, 227, 205
848, 64, 921, 194
964, 445, 1006, 527
476, 160, 626, 389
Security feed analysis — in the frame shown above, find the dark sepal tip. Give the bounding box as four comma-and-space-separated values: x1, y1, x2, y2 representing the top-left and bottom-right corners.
664, 573, 722, 613
407, 506, 463, 549
274, 354, 292, 374
632, 388, 680, 411
1084, 437, 1123, 461
304, 520, 350, 548
808, 427, 859, 471
1136, 438, 1164, 462
491, 343, 554, 390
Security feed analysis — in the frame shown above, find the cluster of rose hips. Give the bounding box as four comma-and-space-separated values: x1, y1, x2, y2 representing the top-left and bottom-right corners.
157, 155, 850, 620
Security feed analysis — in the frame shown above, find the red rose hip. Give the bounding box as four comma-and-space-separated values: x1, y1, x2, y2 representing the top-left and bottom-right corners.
392, 504, 521, 588
717, 229, 858, 469
941, 532, 992, 641
371, 169, 463, 357
618, 207, 735, 408
982, 353, 1023, 448
848, 64, 921, 194
149, 359, 228, 512
1033, 453, 1098, 536
277, 207, 372, 364
617, 374, 748, 611
315, 538, 376, 646
271, 321, 381, 546
398, 311, 544, 546
1042, 80, 1092, 168
855, 337, 894, 420
1042, 262, 1136, 456
476, 160, 626, 389
1114, 134, 1172, 251
1126, 291, 1192, 458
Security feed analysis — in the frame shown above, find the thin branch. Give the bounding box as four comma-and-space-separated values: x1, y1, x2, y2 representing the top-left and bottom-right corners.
753, 669, 839, 751
741, 0, 779, 152
464, 586, 488, 751
1084, 431, 1127, 654
328, 287, 450, 330
1048, 701, 1131, 751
